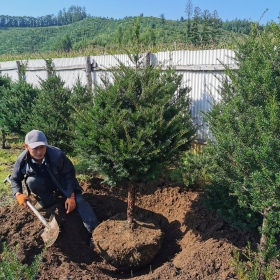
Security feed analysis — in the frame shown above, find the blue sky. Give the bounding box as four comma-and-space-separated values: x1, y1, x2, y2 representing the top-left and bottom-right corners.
0, 0, 279, 24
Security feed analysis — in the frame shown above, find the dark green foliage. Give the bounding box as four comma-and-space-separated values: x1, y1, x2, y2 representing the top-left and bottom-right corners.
189, 9, 200, 45
0, 75, 11, 87
74, 56, 196, 186
204, 182, 262, 232
0, 5, 87, 28
222, 19, 255, 34
23, 75, 73, 153
53, 34, 72, 52
69, 77, 92, 109
68, 77, 93, 153
203, 23, 280, 268
0, 77, 39, 135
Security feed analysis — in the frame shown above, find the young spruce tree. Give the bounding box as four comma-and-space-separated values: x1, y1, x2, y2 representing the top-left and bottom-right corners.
74, 54, 196, 224
204, 23, 280, 277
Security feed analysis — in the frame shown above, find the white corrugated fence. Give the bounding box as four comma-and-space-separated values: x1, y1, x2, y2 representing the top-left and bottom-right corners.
0, 49, 237, 142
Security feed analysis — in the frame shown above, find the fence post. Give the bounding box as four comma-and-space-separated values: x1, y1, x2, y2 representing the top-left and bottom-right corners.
144, 52, 151, 66
86, 56, 92, 89
16, 61, 21, 81
1, 129, 6, 149
45, 59, 54, 78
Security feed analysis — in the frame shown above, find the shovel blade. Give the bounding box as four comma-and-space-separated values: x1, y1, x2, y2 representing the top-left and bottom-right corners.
41, 215, 59, 247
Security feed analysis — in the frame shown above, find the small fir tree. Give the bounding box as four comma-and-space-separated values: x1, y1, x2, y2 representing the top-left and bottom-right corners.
23, 75, 73, 153
74, 54, 196, 224
0, 76, 39, 147
69, 77, 93, 153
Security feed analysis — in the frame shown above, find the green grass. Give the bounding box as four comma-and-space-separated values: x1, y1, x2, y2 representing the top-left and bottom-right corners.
0, 145, 22, 177
0, 242, 45, 280
0, 137, 24, 206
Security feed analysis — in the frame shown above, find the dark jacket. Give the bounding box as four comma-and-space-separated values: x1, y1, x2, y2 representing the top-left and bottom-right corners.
10, 145, 82, 198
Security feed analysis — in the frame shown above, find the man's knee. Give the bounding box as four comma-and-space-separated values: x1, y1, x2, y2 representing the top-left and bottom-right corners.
26, 176, 54, 194
26, 176, 44, 192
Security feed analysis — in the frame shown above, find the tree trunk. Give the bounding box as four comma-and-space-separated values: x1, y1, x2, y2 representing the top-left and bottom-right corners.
127, 184, 135, 225
1, 129, 6, 149
258, 206, 271, 280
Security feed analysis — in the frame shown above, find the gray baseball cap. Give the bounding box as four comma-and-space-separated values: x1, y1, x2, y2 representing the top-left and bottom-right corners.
25, 130, 48, 148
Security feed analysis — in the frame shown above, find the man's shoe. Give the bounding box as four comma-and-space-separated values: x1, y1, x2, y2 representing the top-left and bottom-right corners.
34, 201, 44, 211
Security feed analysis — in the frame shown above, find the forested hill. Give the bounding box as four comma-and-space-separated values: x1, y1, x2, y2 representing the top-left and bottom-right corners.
0, 5, 266, 61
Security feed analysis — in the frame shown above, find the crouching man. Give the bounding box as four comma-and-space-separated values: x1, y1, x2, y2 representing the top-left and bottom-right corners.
10, 129, 99, 234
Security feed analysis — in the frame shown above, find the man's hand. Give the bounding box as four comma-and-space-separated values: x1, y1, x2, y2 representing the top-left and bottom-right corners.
16, 193, 29, 206
65, 195, 76, 214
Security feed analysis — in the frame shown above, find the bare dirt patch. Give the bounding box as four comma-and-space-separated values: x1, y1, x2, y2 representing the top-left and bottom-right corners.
0, 178, 276, 279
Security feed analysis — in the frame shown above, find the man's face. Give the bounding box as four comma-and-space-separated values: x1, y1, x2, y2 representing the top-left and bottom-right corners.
25, 145, 46, 163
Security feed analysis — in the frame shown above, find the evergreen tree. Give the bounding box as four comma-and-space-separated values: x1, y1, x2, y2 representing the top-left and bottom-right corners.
74, 54, 196, 224
115, 25, 124, 46
54, 34, 72, 52
23, 75, 73, 153
210, 10, 222, 44
185, 0, 193, 40
69, 76, 92, 109
201, 9, 211, 45
204, 23, 280, 278
160, 14, 165, 24
190, 7, 200, 45
69, 77, 93, 152
0, 77, 39, 147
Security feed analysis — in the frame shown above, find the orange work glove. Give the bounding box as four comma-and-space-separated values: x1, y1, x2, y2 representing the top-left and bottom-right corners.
16, 193, 29, 206
65, 196, 76, 214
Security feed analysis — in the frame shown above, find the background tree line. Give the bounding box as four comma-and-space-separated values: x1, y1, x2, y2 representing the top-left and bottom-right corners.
0, 4, 270, 59
0, 5, 87, 28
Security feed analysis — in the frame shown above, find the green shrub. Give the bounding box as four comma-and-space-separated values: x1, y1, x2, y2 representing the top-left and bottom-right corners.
203, 182, 262, 232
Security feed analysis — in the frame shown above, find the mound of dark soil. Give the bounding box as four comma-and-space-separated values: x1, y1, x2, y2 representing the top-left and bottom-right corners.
93, 213, 164, 271
0, 178, 276, 279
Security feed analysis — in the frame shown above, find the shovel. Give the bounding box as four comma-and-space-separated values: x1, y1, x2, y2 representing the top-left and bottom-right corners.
4, 175, 59, 247
26, 200, 60, 247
